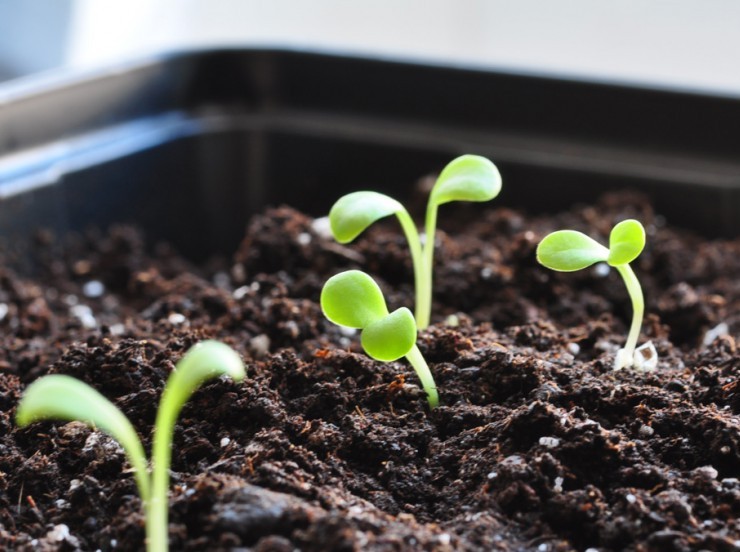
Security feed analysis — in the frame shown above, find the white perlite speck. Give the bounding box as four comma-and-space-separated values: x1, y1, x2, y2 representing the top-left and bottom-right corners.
70, 304, 97, 328
437, 533, 451, 545
168, 313, 186, 325
233, 285, 250, 300
0, 303, 8, 322
445, 314, 460, 327
47, 524, 70, 542
311, 217, 333, 239
567, 342, 580, 355
250, 334, 271, 358
297, 232, 312, 245
638, 425, 654, 438
220, 437, 231, 448
694, 465, 718, 480
593, 263, 610, 277
82, 280, 105, 298
702, 322, 729, 347
554, 477, 564, 493
539, 436, 560, 448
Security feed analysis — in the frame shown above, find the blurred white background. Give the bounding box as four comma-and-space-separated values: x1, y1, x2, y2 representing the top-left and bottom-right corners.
1, 0, 740, 95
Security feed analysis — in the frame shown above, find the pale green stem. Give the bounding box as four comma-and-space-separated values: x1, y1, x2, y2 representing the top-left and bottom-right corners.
615, 264, 644, 359
395, 209, 427, 329
130, 456, 151, 511
405, 345, 439, 408
147, 391, 181, 552
418, 202, 439, 329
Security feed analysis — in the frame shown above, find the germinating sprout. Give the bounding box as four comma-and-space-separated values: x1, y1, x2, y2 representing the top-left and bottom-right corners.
328, 154, 501, 329
16, 340, 245, 552
536, 219, 657, 371
321, 269, 439, 408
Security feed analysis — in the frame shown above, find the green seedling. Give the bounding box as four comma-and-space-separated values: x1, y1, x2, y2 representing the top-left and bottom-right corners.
329, 154, 501, 329
16, 340, 245, 552
321, 269, 438, 408
537, 219, 656, 371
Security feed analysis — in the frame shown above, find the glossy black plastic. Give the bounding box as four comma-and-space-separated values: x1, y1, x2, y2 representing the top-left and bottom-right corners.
0, 49, 737, 263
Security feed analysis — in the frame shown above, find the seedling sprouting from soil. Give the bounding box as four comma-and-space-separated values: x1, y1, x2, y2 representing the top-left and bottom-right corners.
16, 340, 245, 552
536, 219, 657, 371
321, 269, 439, 408
329, 154, 501, 329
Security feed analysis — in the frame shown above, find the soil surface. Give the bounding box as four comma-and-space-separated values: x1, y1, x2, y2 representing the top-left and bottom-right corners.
0, 191, 738, 551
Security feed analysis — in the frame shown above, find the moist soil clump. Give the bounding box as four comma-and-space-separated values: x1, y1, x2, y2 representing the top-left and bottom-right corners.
0, 192, 738, 551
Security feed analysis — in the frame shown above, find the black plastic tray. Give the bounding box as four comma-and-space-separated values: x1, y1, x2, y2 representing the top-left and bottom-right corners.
0, 49, 738, 262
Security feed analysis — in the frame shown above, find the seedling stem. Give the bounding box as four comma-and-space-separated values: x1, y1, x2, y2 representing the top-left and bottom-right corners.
405, 344, 439, 408
615, 263, 644, 364
395, 209, 426, 327
420, 201, 438, 329
328, 155, 501, 330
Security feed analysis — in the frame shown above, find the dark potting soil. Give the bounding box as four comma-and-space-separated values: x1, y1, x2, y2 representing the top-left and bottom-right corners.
0, 191, 738, 551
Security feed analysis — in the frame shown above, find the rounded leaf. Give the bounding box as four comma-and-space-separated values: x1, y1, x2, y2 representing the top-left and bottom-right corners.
607, 219, 645, 266
537, 230, 609, 272
361, 307, 417, 361
321, 270, 388, 328
429, 155, 502, 206
329, 191, 404, 243
166, 340, 246, 403
16, 374, 151, 500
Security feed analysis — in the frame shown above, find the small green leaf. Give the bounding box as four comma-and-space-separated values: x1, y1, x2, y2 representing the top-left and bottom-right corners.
429, 155, 502, 206
607, 219, 645, 266
537, 230, 609, 271
163, 341, 245, 409
361, 307, 417, 361
329, 191, 404, 243
321, 270, 389, 328
16, 374, 151, 501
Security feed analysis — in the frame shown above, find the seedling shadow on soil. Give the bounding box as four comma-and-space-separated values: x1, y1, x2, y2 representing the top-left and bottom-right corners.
1, 191, 739, 551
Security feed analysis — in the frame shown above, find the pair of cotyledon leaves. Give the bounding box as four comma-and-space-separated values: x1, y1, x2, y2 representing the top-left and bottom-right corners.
329, 155, 502, 244
537, 219, 646, 271
321, 270, 416, 362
